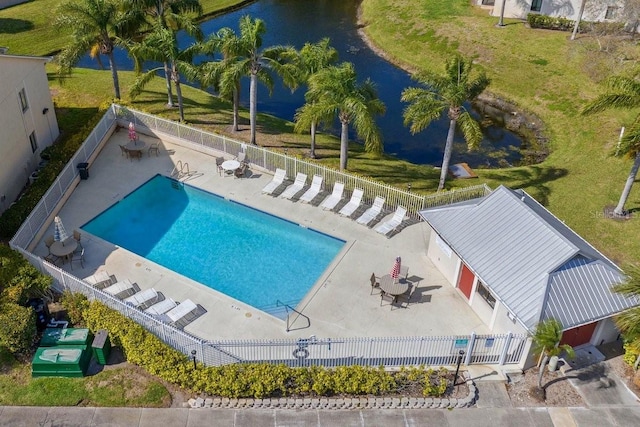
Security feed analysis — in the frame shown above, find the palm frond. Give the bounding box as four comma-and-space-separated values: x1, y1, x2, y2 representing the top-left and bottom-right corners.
457, 112, 483, 150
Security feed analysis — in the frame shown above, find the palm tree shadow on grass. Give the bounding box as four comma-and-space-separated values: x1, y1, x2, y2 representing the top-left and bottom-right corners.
0, 18, 34, 34
481, 165, 568, 205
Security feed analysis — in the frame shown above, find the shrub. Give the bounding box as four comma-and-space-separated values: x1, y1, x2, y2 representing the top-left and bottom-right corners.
0, 303, 36, 354
60, 291, 89, 327
623, 341, 640, 368
527, 14, 585, 32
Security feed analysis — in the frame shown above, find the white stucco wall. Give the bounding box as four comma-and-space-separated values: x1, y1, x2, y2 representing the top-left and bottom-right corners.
489, 0, 624, 21
591, 317, 621, 345
426, 229, 460, 285
0, 55, 59, 214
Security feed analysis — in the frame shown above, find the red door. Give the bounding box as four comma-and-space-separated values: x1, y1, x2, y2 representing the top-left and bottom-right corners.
457, 264, 475, 300
560, 322, 597, 348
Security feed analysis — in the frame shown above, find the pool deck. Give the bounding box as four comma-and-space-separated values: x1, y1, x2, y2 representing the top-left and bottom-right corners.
34, 130, 491, 341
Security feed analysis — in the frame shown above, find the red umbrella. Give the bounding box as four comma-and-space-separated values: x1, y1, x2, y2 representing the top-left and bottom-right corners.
128, 122, 137, 144
390, 256, 401, 280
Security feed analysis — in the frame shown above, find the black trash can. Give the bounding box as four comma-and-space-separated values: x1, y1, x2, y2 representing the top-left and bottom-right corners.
77, 162, 89, 180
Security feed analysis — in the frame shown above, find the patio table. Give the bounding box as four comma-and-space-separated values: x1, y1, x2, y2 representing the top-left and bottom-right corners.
50, 239, 77, 263
379, 274, 409, 299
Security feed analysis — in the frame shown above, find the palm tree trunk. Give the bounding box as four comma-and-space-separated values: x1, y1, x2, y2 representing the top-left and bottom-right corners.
232, 84, 239, 132
164, 62, 174, 107
107, 53, 121, 100
340, 119, 349, 171
614, 152, 640, 216
538, 354, 549, 389
571, 0, 587, 41
438, 119, 457, 191
175, 81, 184, 122
249, 72, 258, 145
310, 120, 317, 158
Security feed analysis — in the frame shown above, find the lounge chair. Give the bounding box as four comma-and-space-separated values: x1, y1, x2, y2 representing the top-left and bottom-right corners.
356, 196, 385, 226
144, 298, 177, 316
262, 168, 287, 195
299, 175, 323, 203
234, 162, 248, 179
374, 206, 407, 237
320, 182, 344, 211
84, 271, 117, 289
280, 172, 307, 199
103, 279, 136, 298
124, 288, 159, 310
164, 299, 198, 328
338, 188, 364, 217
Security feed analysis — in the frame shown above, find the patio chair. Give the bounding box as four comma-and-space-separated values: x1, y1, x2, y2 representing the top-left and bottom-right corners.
103, 279, 136, 298
280, 172, 307, 200
124, 288, 159, 310
234, 163, 248, 179
148, 142, 160, 157
374, 206, 407, 237
163, 299, 198, 328
262, 168, 287, 195
119, 144, 129, 158
144, 298, 177, 316
236, 151, 248, 166
338, 188, 364, 217
320, 182, 344, 211
44, 235, 60, 265
128, 149, 143, 161
395, 283, 416, 308
73, 229, 83, 251
299, 175, 323, 203
380, 290, 395, 308
215, 157, 225, 176
356, 196, 385, 226
370, 272, 381, 295
69, 248, 85, 270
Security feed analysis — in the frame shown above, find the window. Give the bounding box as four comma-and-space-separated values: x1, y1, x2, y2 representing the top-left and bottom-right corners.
476, 282, 496, 309
29, 132, 38, 153
18, 88, 28, 112
605, 6, 618, 20
530, 0, 542, 12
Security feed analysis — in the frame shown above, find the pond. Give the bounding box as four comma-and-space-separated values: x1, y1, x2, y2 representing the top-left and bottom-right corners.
78, 0, 523, 167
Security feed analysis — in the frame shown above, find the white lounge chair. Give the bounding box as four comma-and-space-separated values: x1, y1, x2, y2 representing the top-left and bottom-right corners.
144, 298, 177, 316
299, 175, 323, 203
320, 182, 344, 211
262, 168, 287, 195
280, 172, 307, 199
124, 288, 159, 309
374, 206, 407, 237
356, 196, 386, 226
84, 271, 117, 289
103, 279, 136, 298
164, 299, 198, 327
338, 188, 364, 217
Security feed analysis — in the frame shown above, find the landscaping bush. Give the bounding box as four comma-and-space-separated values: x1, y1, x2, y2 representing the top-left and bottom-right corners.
527, 14, 585, 32
0, 303, 36, 354
60, 290, 89, 327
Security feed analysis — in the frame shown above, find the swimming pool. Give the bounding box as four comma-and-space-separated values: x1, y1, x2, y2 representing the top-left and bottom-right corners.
82, 175, 345, 316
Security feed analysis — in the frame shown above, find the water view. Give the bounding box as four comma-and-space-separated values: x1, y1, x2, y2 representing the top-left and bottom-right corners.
79, 0, 522, 167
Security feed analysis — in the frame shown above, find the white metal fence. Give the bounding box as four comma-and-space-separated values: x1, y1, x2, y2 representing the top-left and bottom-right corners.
9, 105, 528, 368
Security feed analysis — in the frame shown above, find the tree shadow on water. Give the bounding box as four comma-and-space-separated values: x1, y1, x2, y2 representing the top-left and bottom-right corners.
0, 18, 34, 34
481, 165, 568, 205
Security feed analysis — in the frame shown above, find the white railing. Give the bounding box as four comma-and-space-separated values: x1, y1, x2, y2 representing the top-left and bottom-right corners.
9, 105, 528, 369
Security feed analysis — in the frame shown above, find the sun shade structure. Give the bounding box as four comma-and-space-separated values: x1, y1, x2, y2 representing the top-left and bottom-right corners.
391, 256, 401, 280
53, 216, 69, 242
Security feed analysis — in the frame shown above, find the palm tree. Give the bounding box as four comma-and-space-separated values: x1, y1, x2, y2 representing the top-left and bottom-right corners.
401, 56, 490, 191
293, 38, 339, 158
226, 15, 298, 145
127, 22, 201, 121
582, 73, 640, 217
294, 62, 385, 171
612, 263, 640, 368
55, 0, 128, 99
125, 0, 202, 107
531, 319, 575, 390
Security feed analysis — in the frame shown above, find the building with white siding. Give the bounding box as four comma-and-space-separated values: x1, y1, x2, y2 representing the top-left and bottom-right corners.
0, 51, 59, 214
420, 185, 638, 366
481, 0, 627, 23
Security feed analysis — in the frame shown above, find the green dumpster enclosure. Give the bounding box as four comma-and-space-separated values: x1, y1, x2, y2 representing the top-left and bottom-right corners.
40, 328, 93, 347
91, 329, 111, 365
31, 345, 91, 378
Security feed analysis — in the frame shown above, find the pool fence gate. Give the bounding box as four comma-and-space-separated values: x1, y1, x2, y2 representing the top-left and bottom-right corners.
9, 105, 528, 369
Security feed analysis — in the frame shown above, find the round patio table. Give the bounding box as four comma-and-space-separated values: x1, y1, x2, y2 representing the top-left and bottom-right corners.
221, 159, 240, 174
379, 274, 408, 297
50, 239, 78, 263
125, 140, 147, 151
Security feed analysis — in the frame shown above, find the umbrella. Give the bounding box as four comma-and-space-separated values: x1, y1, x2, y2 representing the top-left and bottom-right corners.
128, 122, 137, 144
54, 216, 69, 244
390, 256, 401, 280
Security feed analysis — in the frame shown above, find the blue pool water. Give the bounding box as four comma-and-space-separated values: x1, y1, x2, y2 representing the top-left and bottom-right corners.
82, 175, 345, 314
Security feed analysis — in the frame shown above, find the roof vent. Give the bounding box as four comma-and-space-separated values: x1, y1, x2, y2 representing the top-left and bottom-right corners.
520, 196, 525, 202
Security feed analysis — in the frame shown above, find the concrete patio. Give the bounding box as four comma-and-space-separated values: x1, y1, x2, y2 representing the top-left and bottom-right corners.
33, 129, 491, 342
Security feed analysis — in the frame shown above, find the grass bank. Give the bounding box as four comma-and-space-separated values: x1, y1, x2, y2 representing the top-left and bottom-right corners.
361, 0, 640, 264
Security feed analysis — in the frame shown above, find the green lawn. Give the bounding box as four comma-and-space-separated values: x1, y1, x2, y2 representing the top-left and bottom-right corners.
4, 0, 640, 265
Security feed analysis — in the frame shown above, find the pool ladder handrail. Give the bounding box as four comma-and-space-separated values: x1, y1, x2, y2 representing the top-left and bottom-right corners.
171, 160, 191, 179
276, 300, 310, 332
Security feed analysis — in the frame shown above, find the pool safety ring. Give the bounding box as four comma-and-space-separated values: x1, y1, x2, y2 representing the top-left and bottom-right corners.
293, 348, 309, 359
